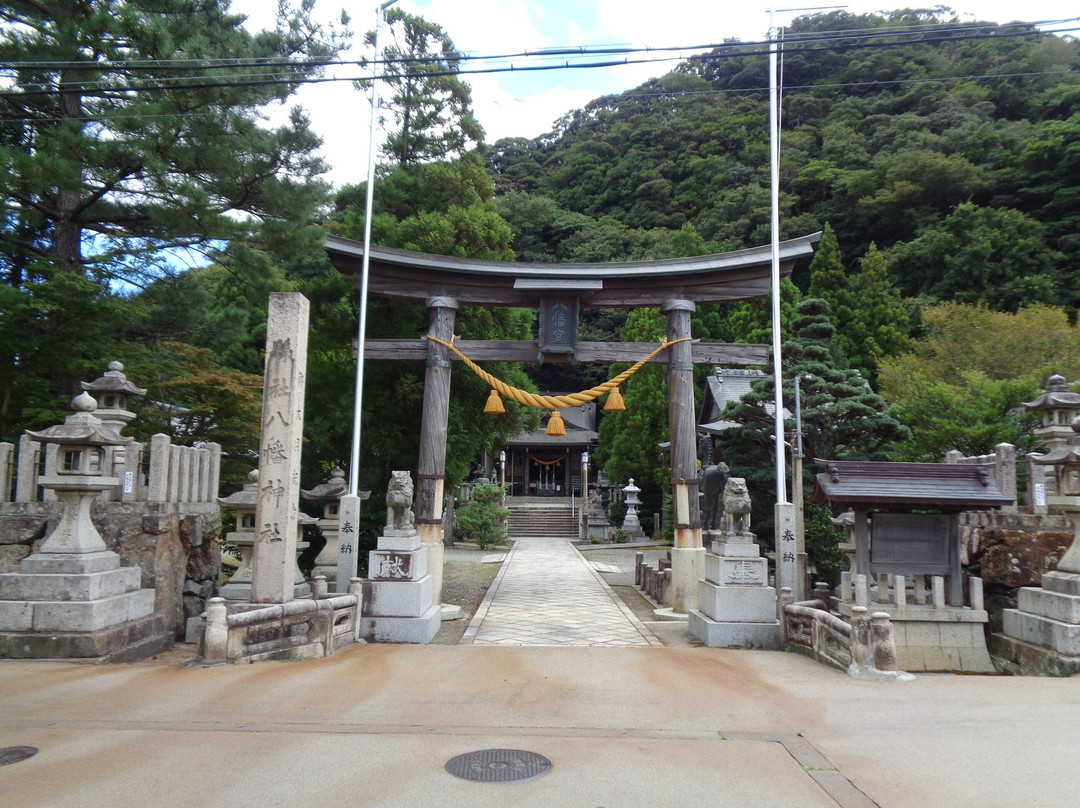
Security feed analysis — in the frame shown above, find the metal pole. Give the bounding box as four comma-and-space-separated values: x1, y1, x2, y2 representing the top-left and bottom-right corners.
769, 7, 787, 504
348, 0, 399, 497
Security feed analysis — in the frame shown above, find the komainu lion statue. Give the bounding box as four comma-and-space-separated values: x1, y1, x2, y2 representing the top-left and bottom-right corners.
385, 470, 415, 531
721, 477, 752, 535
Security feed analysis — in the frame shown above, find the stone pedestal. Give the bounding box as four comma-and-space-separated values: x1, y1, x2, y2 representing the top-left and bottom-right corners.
358, 528, 440, 643
689, 528, 781, 648
0, 548, 170, 661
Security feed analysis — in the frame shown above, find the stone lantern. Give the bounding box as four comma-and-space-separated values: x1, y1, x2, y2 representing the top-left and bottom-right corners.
1024, 374, 1080, 450
0, 393, 170, 661
79, 361, 147, 502
999, 415, 1080, 671
80, 361, 146, 435
218, 470, 260, 601
301, 467, 369, 590
25, 391, 132, 560
621, 478, 645, 539
1031, 417, 1080, 574
218, 469, 312, 601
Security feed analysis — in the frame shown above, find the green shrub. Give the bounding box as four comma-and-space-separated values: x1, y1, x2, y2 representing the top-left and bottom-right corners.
454, 483, 510, 549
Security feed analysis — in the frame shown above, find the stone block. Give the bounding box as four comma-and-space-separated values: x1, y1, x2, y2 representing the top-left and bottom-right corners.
688, 610, 781, 649
1041, 571, 1080, 597
0, 600, 33, 631
362, 575, 434, 618
31, 588, 155, 632
368, 548, 427, 582
20, 551, 120, 575
0, 613, 172, 661
1018, 587, 1080, 624
710, 541, 760, 558
358, 604, 441, 643
376, 533, 422, 551
1003, 609, 1080, 655
696, 581, 778, 623
0, 545, 30, 574
938, 622, 981, 648
704, 553, 767, 587
1, 567, 141, 602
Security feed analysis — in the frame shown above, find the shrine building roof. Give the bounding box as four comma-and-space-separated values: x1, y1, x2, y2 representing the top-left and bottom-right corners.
811, 459, 1014, 511
325, 233, 820, 308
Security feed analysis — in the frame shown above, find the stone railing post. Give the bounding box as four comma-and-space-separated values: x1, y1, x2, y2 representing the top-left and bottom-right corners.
201, 598, 229, 665
0, 441, 13, 502
849, 605, 871, 674
870, 611, 900, 672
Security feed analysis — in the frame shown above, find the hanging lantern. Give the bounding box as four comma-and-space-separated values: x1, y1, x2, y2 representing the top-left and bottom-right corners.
545, 409, 566, 436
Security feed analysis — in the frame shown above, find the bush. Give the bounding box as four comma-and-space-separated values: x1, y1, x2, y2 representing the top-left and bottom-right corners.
454, 483, 510, 549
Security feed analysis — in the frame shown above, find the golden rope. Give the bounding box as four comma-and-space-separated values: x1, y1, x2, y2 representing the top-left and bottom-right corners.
424, 335, 691, 409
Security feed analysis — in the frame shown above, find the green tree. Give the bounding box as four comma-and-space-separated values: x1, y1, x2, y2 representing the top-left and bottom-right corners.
878, 302, 1080, 460
360, 8, 483, 166
847, 243, 911, 380
885, 203, 1067, 310
807, 224, 856, 360
126, 342, 263, 492
597, 307, 670, 533
715, 298, 909, 547
0, 0, 344, 436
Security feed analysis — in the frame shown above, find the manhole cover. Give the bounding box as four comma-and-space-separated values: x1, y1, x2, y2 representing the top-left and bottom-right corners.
0, 747, 38, 766
445, 749, 552, 783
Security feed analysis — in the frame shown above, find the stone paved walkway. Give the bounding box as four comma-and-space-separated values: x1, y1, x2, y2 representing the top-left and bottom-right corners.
460, 537, 663, 646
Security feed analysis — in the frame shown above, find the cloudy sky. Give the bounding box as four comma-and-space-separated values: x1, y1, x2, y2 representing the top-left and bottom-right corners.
229, 1, 1078, 187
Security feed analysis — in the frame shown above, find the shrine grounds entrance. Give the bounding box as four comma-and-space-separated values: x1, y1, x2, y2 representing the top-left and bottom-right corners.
326, 232, 818, 615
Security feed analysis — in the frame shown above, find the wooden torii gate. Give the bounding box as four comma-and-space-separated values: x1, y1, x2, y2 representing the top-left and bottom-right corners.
325, 232, 819, 615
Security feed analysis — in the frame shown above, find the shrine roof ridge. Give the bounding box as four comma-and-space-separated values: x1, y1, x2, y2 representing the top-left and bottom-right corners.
810, 458, 1015, 509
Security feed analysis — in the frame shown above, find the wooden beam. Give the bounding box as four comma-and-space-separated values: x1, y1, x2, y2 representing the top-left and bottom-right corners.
356, 339, 768, 366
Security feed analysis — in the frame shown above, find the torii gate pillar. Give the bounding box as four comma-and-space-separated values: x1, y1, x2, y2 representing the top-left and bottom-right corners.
416, 296, 458, 610
662, 298, 704, 614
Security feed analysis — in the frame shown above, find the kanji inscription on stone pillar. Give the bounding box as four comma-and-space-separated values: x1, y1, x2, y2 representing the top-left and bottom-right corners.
252, 293, 309, 604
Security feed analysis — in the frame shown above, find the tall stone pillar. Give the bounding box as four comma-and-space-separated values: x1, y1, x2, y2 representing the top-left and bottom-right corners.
251, 293, 309, 604
416, 296, 458, 610
661, 298, 703, 614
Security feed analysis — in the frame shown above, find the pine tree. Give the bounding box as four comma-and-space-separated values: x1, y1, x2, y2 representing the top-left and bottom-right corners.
849, 243, 911, 379
361, 9, 484, 166
807, 223, 857, 362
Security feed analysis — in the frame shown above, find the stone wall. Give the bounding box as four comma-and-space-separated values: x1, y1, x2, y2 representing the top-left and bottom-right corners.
959, 509, 1073, 632
0, 501, 220, 637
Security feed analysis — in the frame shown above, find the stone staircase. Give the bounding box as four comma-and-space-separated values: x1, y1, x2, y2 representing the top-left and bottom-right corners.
506, 499, 579, 538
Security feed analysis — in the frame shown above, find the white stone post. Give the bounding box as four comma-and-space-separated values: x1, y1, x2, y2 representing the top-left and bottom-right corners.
251, 293, 309, 604
775, 501, 798, 602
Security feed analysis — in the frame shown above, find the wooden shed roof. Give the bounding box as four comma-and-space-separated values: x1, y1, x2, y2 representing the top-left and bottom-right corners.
325, 232, 820, 308
811, 459, 1014, 510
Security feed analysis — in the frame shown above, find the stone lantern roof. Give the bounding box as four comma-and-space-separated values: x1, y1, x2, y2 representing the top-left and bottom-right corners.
26, 392, 131, 448
80, 361, 146, 434
80, 361, 148, 398
218, 469, 259, 509
301, 467, 349, 502
1022, 374, 1080, 413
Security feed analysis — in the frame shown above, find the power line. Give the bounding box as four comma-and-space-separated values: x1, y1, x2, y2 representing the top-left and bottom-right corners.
4, 67, 1075, 126
2, 16, 1075, 72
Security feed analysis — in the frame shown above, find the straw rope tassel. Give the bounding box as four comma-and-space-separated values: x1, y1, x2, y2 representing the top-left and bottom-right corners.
546, 410, 566, 436
424, 335, 690, 412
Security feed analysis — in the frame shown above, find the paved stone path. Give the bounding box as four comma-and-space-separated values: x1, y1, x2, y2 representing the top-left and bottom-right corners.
460, 537, 662, 646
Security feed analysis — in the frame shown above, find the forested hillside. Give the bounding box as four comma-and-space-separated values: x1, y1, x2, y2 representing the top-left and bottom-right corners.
487, 9, 1078, 311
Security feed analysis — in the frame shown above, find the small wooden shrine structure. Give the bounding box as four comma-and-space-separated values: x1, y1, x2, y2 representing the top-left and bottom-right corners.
325, 232, 819, 614
812, 459, 1014, 605
812, 458, 1016, 672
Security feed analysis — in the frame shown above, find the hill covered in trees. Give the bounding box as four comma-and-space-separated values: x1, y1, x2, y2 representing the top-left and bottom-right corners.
486, 9, 1078, 312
